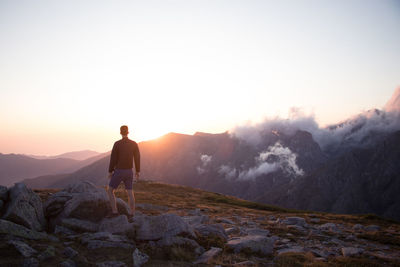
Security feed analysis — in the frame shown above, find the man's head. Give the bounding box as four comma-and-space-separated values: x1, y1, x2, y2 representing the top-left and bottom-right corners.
120, 125, 129, 136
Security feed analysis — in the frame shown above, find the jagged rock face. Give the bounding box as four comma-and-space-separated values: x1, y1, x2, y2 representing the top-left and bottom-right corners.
2, 183, 46, 231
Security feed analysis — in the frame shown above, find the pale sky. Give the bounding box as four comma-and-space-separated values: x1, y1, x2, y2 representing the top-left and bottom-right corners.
1, 0, 399, 155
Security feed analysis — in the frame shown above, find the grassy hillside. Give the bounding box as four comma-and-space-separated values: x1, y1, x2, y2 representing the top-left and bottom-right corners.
31, 180, 400, 267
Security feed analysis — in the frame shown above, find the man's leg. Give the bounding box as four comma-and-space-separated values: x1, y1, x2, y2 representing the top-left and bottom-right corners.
126, 189, 135, 216
107, 186, 118, 214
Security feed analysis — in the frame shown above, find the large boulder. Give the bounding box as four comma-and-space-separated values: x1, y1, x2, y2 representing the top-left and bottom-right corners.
99, 215, 132, 235
0, 219, 48, 240
133, 213, 195, 241
44, 181, 130, 231
226, 235, 275, 256
2, 183, 46, 231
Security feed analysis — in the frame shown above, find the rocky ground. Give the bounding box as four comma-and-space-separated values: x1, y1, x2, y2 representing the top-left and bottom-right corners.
0, 180, 399, 266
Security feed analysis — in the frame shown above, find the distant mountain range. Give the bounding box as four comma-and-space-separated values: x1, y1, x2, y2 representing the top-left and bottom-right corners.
26, 150, 101, 160
21, 88, 400, 221
0, 151, 107, 186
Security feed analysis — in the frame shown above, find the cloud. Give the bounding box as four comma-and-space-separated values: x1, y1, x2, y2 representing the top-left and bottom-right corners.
197, 154, 212, 174
237, 142, 304, 181
218, 165, 237, 180
230, 105, 400, 150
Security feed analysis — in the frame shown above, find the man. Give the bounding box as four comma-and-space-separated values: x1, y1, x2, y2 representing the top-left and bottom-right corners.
107, 125, 140, 218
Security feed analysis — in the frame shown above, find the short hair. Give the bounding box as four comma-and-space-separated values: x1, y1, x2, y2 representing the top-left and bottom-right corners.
120, 125, 129, 135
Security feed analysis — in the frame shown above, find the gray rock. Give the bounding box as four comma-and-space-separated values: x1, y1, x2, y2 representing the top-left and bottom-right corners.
61, 218, 99, 232
0, 219, 48, 240
99, 215, 132, 234
188, 208, 202, 216
134, 213, 194, 241
63, 247, 78, 258
7, 240, 37, 257
243, 228, 270, 236
227, 235, 275, 256
352, 224, 364, 231
233, 261, 256, 266
310, 218, 320, 223
341, 247, 364, 257
54, 225, 77, 236
45, 181, 130, 228
132, 248, 149, 267
2, 183, 46, 231
283, 217, 307, 226
365, 225, 380, 232
277, 246, 305, 255
81, 231, 130, 244
38, 245, 56, 261
0, 199, 4, 211
194, 247, 222, 264
320, 223, 340, 233
183, 215, 209, 225
225, 227, 238, 235
87, 240, 135, 250
218, 218, 235, 224
97, 261, 127, 267
194, 224, 228, 241
0, 185, 8, 201
60, 259, 77, 267
22, 258, 39, 267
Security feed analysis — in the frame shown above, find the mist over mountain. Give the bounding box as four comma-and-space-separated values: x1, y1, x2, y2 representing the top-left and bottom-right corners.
22, 88, 400, 220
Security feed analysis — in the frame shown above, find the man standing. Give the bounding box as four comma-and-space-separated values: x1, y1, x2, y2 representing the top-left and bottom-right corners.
107, 125, 140, 218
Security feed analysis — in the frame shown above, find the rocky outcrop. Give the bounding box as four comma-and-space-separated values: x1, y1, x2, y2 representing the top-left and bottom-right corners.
133, 213, 194, 241
2, 183, 46, 231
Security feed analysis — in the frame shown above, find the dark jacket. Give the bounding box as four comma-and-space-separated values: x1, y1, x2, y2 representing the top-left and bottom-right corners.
108, 137, 140, 173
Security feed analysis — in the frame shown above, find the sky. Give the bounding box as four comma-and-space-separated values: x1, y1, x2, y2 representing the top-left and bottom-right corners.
0, 0, 399, 155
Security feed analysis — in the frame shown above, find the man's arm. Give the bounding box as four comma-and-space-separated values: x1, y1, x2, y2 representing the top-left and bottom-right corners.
108, 142, 118, 175
133, 143, 140, 179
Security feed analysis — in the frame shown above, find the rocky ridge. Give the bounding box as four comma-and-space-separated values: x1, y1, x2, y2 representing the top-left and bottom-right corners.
0, 181, 399, 266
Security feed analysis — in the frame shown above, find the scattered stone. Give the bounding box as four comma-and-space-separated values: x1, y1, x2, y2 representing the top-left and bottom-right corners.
0, 219, 48, 240
345, 234, 356, 241
227, 235, 274, 256
283, 217, 307, 226
287, 225, 307, 233
320, 223, 340, 233
188, 208, 202, 216
156, 236, 204, 255
243, 228, 270, 236
38, 245, 56, 261
132, 248, 149, 267
194, 247, 222, 264
22, 258, 39, 267
218, 218, 235, 224
7, 240, 37, 257
87, 240, 135, 250
310, 218, 320, 223
134, 213, 194, 241
63, 247, 78, 258
194, 223, 228, 241
365, 225, 380, 232
54, 225, 77, 236
59, 259, 77, 267
97, 261, 127, 267
268, 215, 276, 220
99, 215, 132, 234
81, 231, 130, 244
233, 260, 256, 266
341, 247, 364, 257
61, 218, 99, 232
225, 227, 238, 235
352, 224, 364, 231
2, 183, 46, 231
277, 246, 305, 255
183, 215, 209, 225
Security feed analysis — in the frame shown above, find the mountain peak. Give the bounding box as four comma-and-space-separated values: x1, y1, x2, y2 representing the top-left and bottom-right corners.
384, 86, 400, 113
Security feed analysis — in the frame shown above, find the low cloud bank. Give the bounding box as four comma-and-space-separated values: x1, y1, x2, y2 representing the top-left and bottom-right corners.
197, 154, 212, 174
231, 106, 400, 150
219, 142, 304, 181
